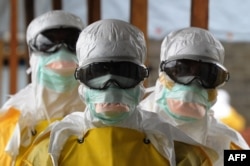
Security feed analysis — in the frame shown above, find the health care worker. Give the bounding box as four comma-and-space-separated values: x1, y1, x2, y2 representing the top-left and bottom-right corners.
0, 10, 85, 165
211, 89, 246, 132
24, 19, 217, 166
140, 27, 249, 166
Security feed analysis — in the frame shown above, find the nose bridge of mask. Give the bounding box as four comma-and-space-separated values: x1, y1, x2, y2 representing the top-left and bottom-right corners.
42, 48, 77, 65
34, 49, 78, 92
37, 66, 78, 92
160, 69, 215, 92
165, 84, 209, 106
40, 48, 78, 75
80, 84, 142, 107
87, 74, 136, 89
182, 79, 218, 103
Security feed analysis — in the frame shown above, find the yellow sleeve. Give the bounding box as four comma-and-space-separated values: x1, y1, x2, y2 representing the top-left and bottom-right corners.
23, 136, 53, 166
220, 107, 246, 132
14, 131, 53, 166
0, 107, 21, 166
15, 119, 59, 166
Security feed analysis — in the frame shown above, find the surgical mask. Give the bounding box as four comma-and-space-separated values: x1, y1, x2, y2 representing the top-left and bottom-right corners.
35, 48, 78, 93
89, 103, 132, 125
156, 83, 212, 122
79, 84, 144, 124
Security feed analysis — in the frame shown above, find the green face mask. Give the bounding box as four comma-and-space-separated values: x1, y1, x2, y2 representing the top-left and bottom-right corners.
89, 103, 132, 125
79, 84, 144, 124
156, 83, 212, 122
36, 49, 78, 93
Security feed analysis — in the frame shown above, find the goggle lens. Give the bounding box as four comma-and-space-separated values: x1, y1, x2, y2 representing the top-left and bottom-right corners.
160, 59, 230, 89
29, 28, 81, 53
75, 61, 149, 90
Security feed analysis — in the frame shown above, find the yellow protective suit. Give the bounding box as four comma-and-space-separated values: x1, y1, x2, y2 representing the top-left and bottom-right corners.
16, 132, 51, 166
219, 107, 246, 132
23, 125, 217, 166
23, 127, 170, 166
0, 107, 21, 166
57, 127, 170, 166
0, 106, 60, 166
15, 118, 59, 166
0, 84, 85, 166
211, 89, 246, 132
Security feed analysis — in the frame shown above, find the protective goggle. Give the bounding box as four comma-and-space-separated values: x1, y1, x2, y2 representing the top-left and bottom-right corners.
160, 59, 230, 89
75, 61, 149, 90
29, 28, 81, 53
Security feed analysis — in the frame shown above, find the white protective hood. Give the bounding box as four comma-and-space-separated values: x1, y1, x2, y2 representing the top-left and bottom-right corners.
76, 19, 147, 67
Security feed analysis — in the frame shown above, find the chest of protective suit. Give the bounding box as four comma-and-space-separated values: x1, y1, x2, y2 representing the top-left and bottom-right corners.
59, 127, 170, 166
15, 118, 60, 166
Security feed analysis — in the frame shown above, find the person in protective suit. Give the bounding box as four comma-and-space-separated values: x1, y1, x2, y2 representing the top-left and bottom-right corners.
0, 10, 85, 165
139, 27, 249, 166
211, 89, 246, 132
22, 19, 219, 166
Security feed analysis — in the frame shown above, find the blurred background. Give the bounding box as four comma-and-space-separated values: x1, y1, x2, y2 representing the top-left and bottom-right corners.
1, 0, 250, 133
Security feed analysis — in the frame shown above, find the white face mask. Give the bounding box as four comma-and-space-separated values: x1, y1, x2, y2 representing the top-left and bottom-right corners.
156, 83, 212, 122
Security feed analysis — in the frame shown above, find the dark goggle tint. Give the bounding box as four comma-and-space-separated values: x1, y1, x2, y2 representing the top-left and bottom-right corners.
160, 59, 230, 89
29, 28, 81, 53
75, 61, 149, 90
